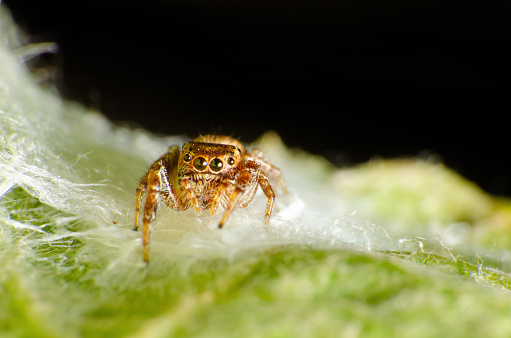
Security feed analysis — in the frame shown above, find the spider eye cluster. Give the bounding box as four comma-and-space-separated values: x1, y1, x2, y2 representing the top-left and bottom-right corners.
183, 152, 236, 172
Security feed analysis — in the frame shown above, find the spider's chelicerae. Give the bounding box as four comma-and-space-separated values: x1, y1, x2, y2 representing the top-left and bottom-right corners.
134, 135, 287, 262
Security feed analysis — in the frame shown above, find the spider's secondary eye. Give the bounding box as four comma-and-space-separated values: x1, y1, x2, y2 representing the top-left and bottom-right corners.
210, 158, 223, 172
193, 157, 208, 171
227, 157, 235, 166
183, 154, 191, 162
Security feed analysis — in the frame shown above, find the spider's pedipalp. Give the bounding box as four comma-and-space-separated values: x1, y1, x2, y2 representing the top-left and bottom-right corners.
218, 186, 243, 228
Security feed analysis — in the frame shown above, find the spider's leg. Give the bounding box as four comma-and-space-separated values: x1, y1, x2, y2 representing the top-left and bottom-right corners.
141, 168, 162, 263
257, 170, 275, 225
218, 161, 259, 228
265, 165, 287, 194
134, 146, 181, 231
134, 145, 181, 263
250, 149, 288, 194
159, 165, 180, 209
134, 178, 147, 231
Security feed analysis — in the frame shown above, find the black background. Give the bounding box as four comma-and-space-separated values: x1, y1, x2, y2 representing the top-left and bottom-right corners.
3, 0, 511, 195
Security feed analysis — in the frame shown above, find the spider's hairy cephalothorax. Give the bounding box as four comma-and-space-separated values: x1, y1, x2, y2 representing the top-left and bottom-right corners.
134, 135, 287, 262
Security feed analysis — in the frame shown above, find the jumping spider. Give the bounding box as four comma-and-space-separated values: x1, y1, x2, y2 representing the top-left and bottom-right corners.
134, 135, 287, 262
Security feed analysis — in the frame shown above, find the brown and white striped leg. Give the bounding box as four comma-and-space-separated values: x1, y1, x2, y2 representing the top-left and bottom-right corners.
141, 168, 162, 263
134, 146, 180, 231
135, 146, 181, 263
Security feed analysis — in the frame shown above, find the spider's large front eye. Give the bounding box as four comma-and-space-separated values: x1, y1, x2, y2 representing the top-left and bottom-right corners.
183, 153, 191, 162
193, 157, 207, 171
209, 158, 223, 172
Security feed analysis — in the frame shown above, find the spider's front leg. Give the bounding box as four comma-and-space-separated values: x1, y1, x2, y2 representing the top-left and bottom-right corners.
140, 168, 162, 263
134, 146, 180, 263
218, 161, 275, 228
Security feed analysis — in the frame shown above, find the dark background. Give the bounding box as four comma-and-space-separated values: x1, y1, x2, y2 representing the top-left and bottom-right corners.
4, 0, 510, 195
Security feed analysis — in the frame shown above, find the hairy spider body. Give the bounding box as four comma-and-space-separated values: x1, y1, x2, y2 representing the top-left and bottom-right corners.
134, 135, 287, 262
